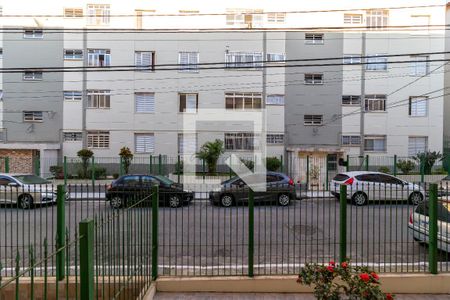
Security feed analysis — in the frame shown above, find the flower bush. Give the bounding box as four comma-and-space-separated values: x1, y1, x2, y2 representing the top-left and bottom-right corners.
297, 260, 394, 299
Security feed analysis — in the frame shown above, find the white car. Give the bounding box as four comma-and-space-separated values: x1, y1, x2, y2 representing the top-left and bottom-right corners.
330, 171, 425, 206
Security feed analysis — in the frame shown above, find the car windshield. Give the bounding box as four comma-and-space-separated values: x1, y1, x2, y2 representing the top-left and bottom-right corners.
154, 175, 174, 185
13, 175, 50, 184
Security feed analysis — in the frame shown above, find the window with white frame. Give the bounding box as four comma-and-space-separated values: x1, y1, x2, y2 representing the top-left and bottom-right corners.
64, 8, 83, 18
225, 52, 263, 69
179, 93, 198, 113
305, 33, 324, 44
343, 54, 362, 65
342, 95, 361, 105
23, 29, 43, 39
365, 95, 386, 112
304, 115, 323, 126
267, 12, 286, 23
63, 132, 82, 141
408, 137, 428, 156
409, 96, 428, 117
178, 133, 197, 154
135, 134, 155, 153
64, 49, 83, 60
23, 71, 43, 81
135, 51, 155, 71
64, 91, 82, 101
341, 135, 361, 146
135, 93, 155, 113
178, 51, 199, 72
344, 14, 363, 24
366, 55, 387, 70
0, 90, 3, 100
225, 92, 262, 110
266, 94, 284, 105
87, 131, 109, 148
364, 135, 386, 152
23, 111, 43, 122
304, 73, 323, 84
87, 49, 110, 67
225, 8, 263, 27
366, 9, 389, 29
410, 55, 429, 76
267, 134, 284, 144
87, 90, 110, 108
266, 53, 285, 63
225, 132, 256, 150
87, 4, 110, 25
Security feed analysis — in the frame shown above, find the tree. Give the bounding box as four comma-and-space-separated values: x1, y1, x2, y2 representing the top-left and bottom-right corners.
413, 151, 443, 175
119, 147, 134, 174
196, 139, 225, 174
266, 157, 282, 172
77, 149, 94, 179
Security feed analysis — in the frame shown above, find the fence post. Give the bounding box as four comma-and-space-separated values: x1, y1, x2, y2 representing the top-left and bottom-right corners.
339, 184, 347, 263
202, 159, 206, 181
393, 155, 397, 177
119, 157, 123, 177
428, 183, 438, 274
158, 154, 162, 175
248, 188, 254, 277
306, 155, 310, 191
4, 157, 9, 173
177, 155, 181, 184
35, 156, 40, 176
346, 154, 349, 172
229, 155, 232, 179
63, 156, 67, 186
447, 155, 450, 176
91, 156, 95, 186
280, 154, 283, 173
152, 185, 159, 280
365, 155, 369, 171
149, 155, 153, 174
79, 219, 94, 300
420, 159, 425, 183
325, 154, 329, 191
56, 184, 66, 281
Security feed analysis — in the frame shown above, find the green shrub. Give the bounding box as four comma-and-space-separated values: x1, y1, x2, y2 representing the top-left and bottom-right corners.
88, 167, 107, 179
414, 151, 443, 175
241, 159, 254, 171
77, 149, 94, 179
119, 147, 134, 174
49, 165, 63, 179
112, 173, 119, 179
175, 160, 183, 175
377, 166, 390, 174
397, 159, 416, 175
266, 157, 282, 172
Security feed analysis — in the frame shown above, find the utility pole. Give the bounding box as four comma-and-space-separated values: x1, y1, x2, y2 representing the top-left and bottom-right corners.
261, 31, 267, 171
359, 33, 366, 156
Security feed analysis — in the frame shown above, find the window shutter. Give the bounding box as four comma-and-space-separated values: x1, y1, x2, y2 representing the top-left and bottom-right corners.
135, 93, 155, 113
136, 135, 155, 153
186, 94, 197, 112
179, 94, 186, 112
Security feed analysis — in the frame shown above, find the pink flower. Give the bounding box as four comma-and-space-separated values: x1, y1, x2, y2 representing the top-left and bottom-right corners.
359, 273, 370, 283
371, 272, 379, 281
326, 265, 334, 273
386, 293, 394, 300
341, 262, 348, 269
329, 260, 335, 266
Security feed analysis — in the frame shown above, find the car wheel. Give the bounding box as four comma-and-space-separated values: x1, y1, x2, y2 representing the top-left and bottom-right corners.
168, 195, 181, 208
351, 192, 368, 206
18, 194, 33, 209
409, 192, 424, 206
220, 194, 234, 207
278, 193, 290, 206
110, 196, 124, 209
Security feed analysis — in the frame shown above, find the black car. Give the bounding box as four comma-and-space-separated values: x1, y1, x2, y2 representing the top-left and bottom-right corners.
106, 174, 193, 208
209, 172, 296, 207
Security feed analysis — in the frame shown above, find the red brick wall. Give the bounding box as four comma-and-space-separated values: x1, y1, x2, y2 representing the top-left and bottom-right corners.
0, 149, 34, 174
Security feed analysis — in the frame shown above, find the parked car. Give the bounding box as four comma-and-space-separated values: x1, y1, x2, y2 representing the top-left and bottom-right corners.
106, 174, 194, 208
0, 173, 63, 209
209, 171, 296, 207
409, 201, 450, 252
330, 171, 425, 206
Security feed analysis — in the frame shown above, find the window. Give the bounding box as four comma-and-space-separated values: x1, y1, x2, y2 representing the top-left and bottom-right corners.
23, 29, 43, 39
267, 12, 286, 23
266, 53, 285, 63
64, 91, 82, 101
135, 134, 155, 153
23, 71, 43, 81
87, 49, 111, 66
0, 48, 2, 59
64, 8, 83, 18
64, 49, 83, 60
87, 4, 110, 25
410, 55, 429, 76
87, 131, 109, 148
0, 90, 3, 100
179, 93, 198, 113
364, 136, 386, 152
178, 133, 197, 154
365, 95, 386, 112
225, 92, 262, 110
304, 115, 323, 126
344, 14, 363, 24
305, 33, 324, 44
408, 137, 428, 156
87, 90, 110, 108
178, 51, 199, 72
267, 134, 284, 144
23, 111, 43, 122
304, 73, 323, 85
225, 133, 256, 150
366, 55, 387, 71
366, 9, 389, 29
341, 135, 361, 146
343, 54, 361, 65
135, 93, 155, 113
342, 95, 361, 105
266, 94, 284, 105
63, 132, 82, 141
409, 96, 428, 117
226, 8, 263, 27
225, 52, 263, 69
135, 51, 155, 71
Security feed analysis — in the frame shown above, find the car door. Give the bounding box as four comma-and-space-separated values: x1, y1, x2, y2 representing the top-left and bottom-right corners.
265, 174, 281, 203
229, 178, 248, 204
118, 175, 141, 200
141, 176, 162, 204
0, 176, 19, 204
355, 174, 381, 200
377, 174, 405, 201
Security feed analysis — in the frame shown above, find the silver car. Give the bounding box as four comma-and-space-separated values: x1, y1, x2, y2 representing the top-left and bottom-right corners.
330, 171, 425, 206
